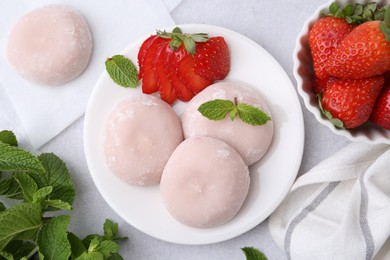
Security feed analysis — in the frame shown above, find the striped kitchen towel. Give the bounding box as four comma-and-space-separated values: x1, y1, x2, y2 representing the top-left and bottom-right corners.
268, 142, 390, 260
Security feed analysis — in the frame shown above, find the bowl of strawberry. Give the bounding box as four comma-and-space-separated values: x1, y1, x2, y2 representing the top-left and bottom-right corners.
294, 0, 390, 144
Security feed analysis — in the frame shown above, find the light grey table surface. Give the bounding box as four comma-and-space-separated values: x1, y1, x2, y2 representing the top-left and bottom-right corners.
0, 0, 351, 259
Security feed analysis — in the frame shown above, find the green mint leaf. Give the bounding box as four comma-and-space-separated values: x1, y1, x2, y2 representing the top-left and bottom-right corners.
230, 107, 238, 121
37, 215, 71, 260
105, 55, 139, 88
241, 247, 267, 260
108, 253, 125, 260
103, 219, 127, 241
0, 202, 42, 251
0, 142, 45, 174
68, 232, 87, 259
13, 172, 38, 202
198, 99, 236, 121
0, 177, 23, 199
0, 202, 5, 212
44, 199, 72, 211
76, 251, 104, 260
30, 153, 75, 209
96, 240, 120, 258
0, 131, 17, 146
0, 251, 14, 260
2, 240, 36, 260
236, 103, 271, 126
32, 186, 53, 203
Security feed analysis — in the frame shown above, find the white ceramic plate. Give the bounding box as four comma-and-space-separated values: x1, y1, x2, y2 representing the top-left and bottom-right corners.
84, 24, 304, 245
294, 0, 390, 144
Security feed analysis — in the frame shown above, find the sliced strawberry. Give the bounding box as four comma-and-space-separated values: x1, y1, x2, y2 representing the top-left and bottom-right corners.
165, 47, 195, 101
156, 43, 177, 104
138, 35, 159, 80
193, 36, 230, 81
141, 37, 169, 94
175, 45, 212, 93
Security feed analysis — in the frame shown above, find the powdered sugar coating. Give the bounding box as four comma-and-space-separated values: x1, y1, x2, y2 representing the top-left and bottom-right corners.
160, 136, 250, 228
102, 95, 183, 186
7, 4, 92, 85
182, 82, 274, 166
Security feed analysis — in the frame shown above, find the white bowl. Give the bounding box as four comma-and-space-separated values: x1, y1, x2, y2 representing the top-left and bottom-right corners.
293, 0, 390, 144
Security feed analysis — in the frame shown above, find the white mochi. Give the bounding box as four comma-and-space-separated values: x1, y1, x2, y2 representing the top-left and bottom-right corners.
7, 4, 92, 85
181, 82, 273, 166
160, 136, 250, 228
102, 95, 183, 186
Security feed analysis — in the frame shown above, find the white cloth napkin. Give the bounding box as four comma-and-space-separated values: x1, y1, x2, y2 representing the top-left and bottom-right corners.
269, 142, 390, 260
0, 0, 176, 148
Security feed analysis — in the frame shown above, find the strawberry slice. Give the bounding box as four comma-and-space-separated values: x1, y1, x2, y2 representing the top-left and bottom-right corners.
165, 47, 195, 101
193, 36, 230, 81
138, 35, 159, 80
175, 45, 212, 93
156, 43, 177, 104
141, 37, 169, 94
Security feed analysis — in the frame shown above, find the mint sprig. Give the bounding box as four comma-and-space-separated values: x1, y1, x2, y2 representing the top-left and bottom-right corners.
241, 247, 267, 260
105, 54, 139, 88
0, 131, 127, 259
198, 98, 271, 126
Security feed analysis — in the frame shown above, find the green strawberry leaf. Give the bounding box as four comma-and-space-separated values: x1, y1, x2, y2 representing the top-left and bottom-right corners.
0, 142, 45, 174
13, 172, 38, 202
105, 55, 139, 88
37, 215, 71, 260
237, 103, 271, 126
29, 153, 75, 209
198, 99, 236, 120
0, 202, 42, 251
318, 94, 345, 129
241, 247, 267, 260
0, 131, 17, 147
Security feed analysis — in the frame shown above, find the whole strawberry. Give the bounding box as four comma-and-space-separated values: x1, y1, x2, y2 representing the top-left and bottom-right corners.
320, 76, 384, 129
309, 16, 353, 80
371, 83, 390, 130
326, 18, 390, 79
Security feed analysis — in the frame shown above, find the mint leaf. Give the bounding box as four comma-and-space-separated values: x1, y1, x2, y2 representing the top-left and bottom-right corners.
2, 240, 36, 260
76, 251, 104, 260
236, 103, 271, 126
241, 247, 267, 260
0, 131, 17, 146
0, 202, 5, 212
198, 99, 235, 120
44, 199, 72, 211
29, 153, 75, 208
68, 232, 86, 259
82, 237, 119, 259
13, 172, 38, 202
0, 203, 42, 251
104, 219, 127, 241
0, 177, 23, 199
37, 215, 71, 260
198, 99, 271, 126
105, 55, 139, 88
0, 142, 45, 174
32, 186, 53, 203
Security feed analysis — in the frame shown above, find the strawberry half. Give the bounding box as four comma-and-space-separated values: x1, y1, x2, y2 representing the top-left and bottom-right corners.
175, 45, 212, 93
308, 17, 353, 80
326, 20, 390, 79
141, 37, 169, 94
371, 83, 390, 130
320, 76, 384, 129
193, 36, 230, 81
138, 35, 159, 80
165, 46, 195, 101
156, 43, 177, 104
